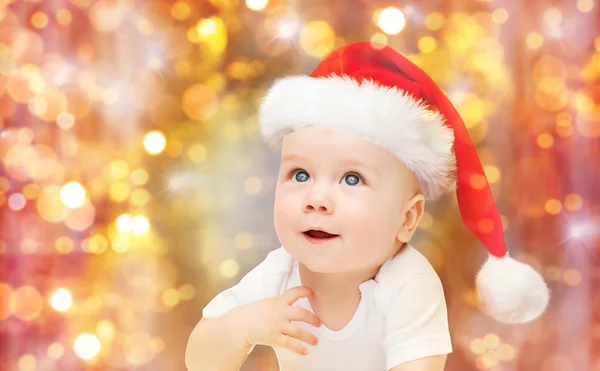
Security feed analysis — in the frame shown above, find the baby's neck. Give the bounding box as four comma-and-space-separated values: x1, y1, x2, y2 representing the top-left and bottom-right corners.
298, 263, 379, 300
298, 263, 379, 331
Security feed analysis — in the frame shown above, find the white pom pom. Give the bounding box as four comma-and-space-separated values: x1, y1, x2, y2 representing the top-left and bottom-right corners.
476, 254, 550, 324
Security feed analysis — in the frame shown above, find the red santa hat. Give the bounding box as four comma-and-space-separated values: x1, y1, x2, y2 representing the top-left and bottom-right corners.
258, 41, 550, 324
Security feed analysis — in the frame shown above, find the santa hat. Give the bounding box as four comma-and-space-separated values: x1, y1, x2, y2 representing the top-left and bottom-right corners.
258, 41, 550, 324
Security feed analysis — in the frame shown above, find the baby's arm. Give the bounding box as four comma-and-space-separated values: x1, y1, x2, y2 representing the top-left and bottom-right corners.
184, 261, 266, 371
388, 354, 447, 371
185, 309, 251, 371
185, 287, 320, 370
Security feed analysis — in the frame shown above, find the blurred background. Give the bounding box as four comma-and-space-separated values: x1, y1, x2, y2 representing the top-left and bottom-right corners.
0, 0, 599, 370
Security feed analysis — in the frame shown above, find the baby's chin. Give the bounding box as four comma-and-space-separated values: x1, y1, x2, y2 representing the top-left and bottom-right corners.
285, 248, 362, 274
301, 260, 344, 274
282, 246, 338, 272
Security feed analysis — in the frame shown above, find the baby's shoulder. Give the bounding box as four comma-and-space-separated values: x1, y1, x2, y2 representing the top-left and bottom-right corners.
262, 246, 295, 273
377, 244, 439, 280
371, 245, 443, 312
256, 246, 295, 295
201, 247, 293, 318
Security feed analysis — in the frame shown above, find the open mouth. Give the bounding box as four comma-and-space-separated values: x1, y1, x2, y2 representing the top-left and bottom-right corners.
302, 230, 339, 244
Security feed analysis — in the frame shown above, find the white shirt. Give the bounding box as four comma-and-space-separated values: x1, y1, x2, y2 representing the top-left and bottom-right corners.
202, 245, 452, 371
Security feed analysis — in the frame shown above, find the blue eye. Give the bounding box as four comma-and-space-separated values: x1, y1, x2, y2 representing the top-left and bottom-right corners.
343, 173, 362, 186
293, 170, 310, 182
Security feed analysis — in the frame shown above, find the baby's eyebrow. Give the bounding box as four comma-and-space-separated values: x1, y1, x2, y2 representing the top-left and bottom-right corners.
281, 154, 308, 164
342, 159, 380, 178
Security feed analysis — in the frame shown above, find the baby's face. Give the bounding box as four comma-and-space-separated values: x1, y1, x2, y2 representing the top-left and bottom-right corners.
273, 126, 421, 274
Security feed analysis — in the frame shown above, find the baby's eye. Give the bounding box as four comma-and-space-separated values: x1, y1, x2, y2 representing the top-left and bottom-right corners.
343, 173, 362, 186
292, 170, 310, 183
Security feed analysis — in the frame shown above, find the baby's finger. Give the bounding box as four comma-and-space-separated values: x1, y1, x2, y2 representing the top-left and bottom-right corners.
275, 334, 309, 356
280, 286, 313, 305
288, 306, 321, 327
281, 322, 319, 347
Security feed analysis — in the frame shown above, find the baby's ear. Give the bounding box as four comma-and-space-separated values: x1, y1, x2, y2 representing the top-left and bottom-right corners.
396, 193, 425, 243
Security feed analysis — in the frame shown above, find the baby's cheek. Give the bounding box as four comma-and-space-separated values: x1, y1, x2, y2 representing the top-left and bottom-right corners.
344, 215, 376, 234
344, 225, 374, 249
344, 221, 389, 252
274, 195, 292, 218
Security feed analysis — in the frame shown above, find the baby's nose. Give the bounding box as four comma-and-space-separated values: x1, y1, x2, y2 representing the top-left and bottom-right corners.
303, 190, 334, 214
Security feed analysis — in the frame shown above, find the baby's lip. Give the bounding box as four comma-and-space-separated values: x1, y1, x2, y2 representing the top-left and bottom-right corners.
303, 226, 334, 233
302, 228, 339, 237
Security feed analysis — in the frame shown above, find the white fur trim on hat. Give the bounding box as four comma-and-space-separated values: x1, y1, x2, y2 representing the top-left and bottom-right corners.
258, 75, 456, 200
476, 254, 551, 323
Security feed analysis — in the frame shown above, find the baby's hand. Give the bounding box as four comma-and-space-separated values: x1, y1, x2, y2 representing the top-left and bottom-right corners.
232, 286, 321, 355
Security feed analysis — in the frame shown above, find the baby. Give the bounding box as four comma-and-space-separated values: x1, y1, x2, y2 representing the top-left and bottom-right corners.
185, 42, 550, 371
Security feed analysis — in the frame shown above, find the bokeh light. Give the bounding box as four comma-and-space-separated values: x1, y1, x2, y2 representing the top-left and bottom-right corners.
10, 286, 44, 322
425, 13, 445, 31
131, 215, 150, 235
55, 236, 74, 254
31, 12, 49, 29
564, 193, 583, 211
143, 131, 167, 155
97, 319, 116, 341
116, 214, 133, 233
171, 2, 192, 21
56, 112, 75, 129
197, 19, 217, 36
18, 354, 36, 371
8, 193, 26, 211
48, 343, 65, 360
60, 181, 86, 209
376, 7, 406, 35
219, 259, 240, 278
300, 21, 335, 58
246, 0, 269, 11
74, 333, 101, 360
50, 289, 73, 312
56, 9, 72, 26
131, 169, 149, 185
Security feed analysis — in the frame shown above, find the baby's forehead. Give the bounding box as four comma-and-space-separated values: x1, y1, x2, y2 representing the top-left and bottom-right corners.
281, 148, 376, 165
279, 126, 415, 171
